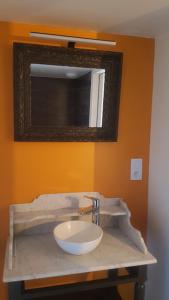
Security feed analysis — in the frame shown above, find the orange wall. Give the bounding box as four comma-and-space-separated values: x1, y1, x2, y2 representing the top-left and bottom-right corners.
0, 21, 154, 299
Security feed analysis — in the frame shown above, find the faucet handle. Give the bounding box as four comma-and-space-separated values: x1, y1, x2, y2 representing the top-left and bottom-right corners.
78, 205, 93, 215
84, 195, 100, 209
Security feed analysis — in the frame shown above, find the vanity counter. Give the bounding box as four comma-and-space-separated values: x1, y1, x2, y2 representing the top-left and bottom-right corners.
3, 227, 156, 283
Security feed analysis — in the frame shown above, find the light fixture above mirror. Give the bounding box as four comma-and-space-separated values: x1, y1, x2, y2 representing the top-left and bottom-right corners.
29, 32, 117, 47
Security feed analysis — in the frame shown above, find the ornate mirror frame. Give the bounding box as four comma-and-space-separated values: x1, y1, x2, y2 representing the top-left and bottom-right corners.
14, 43, 123, 141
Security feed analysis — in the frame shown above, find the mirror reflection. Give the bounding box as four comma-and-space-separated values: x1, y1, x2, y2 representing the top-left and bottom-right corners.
30, 64, 105, 128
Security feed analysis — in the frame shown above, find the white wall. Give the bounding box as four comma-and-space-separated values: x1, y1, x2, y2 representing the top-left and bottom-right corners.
146, 32, 169, 300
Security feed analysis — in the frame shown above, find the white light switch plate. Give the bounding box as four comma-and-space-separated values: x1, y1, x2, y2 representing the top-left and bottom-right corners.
130, 159, 142, 180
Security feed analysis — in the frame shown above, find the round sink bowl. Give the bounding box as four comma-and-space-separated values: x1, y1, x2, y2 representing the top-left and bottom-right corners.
53, 220, 103, 255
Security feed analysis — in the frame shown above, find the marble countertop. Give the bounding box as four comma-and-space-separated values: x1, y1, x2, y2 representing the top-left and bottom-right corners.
3, 228, 156, 283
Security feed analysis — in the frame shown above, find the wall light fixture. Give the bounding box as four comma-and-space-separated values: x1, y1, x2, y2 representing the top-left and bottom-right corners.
29, 32, 116, 47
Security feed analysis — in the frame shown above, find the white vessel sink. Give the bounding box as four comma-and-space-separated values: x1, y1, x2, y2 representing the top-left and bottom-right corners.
53, 220, 103, 255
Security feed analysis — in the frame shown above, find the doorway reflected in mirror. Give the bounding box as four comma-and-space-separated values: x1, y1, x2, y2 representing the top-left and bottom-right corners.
30, 64, 105, 128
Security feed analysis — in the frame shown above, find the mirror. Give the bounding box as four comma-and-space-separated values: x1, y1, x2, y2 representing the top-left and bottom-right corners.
14, 43, 123, 141
30, 64, 105, 128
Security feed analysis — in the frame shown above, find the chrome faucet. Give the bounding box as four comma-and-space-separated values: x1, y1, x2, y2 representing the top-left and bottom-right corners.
79, 196, 100, 225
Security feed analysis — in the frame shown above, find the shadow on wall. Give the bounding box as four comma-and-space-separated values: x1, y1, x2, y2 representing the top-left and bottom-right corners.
0, 22, 14, 300
94, 31, 153, 235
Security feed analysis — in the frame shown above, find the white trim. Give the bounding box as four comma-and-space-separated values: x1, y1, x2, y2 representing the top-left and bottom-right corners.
97, 71, 105, 127
89, 71, 100, 127
89, 70, 105, 127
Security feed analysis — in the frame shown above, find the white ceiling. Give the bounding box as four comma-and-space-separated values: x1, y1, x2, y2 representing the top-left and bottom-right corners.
30, 64, 102, 79
0, 0, 169, 37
